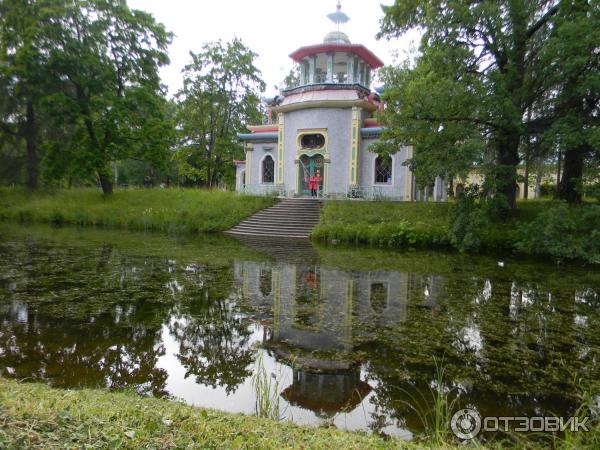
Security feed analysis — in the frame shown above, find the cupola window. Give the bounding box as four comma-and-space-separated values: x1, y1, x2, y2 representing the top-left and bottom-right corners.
300, 134, 325, 149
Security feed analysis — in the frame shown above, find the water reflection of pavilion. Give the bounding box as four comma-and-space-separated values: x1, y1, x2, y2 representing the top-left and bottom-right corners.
234, 259, 444, 417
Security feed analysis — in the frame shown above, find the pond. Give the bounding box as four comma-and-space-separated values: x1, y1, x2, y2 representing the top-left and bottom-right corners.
0, 224, 599, 441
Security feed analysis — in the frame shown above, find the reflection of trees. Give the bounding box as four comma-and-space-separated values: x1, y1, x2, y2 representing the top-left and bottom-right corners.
0, 239, 188, 397
0, 301, 169, 397
362, 273, 600, 435
168, 268, 254, 394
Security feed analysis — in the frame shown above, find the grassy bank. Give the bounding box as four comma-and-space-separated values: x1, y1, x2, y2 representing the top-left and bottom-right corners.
312, 200, 600, 263
312, 201, 452, 248
0, 188, 275, 233
0, 378, 420, 449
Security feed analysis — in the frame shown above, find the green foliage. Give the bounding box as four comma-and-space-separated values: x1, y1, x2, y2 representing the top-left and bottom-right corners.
251, 352, 283, 421
378, 0, 600, 208
313, 199, 600, 263
174, 39, 265, 188
0, 187, 275, 234
0, 0, 175, 194
448, 185, 491, 252
515, 203, 600, 263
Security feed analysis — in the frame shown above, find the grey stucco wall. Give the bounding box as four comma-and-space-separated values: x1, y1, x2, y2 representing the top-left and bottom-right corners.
359, 140, 410, 199
246, 143, 277, 186
282, 108, 353, 195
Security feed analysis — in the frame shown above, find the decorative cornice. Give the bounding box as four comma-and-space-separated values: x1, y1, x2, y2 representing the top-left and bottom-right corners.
237, 132, 278, 142
289, 43, 384, 69
282, 82, 370, 97
248, 124, 278, 133
360, 127, 384, 138
272, 99, 377, 113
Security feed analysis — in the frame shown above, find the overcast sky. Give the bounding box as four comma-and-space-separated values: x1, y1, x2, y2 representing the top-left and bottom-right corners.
127, 0, 420, 97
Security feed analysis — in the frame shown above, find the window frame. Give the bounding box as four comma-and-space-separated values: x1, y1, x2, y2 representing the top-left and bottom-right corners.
373, 154, 393, 185
260, 154, 275, 184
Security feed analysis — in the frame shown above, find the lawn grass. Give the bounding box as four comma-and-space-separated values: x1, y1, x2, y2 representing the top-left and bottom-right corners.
0, 378, 423, 450
312, 199, 595, 258
0, 187, 276, 234
312, 200, 453, 248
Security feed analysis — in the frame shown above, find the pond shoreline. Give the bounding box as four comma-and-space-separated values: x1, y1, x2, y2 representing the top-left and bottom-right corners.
0, 378, 419, 449
1, 187, 598, 264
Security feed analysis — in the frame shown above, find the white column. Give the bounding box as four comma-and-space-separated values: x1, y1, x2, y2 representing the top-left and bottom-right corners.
361, 63, 367, 86
346, 53, 354, 83
308, 56, 316, 84
300, 59, 307, 85
358, 61, 365, 85
326, 52, 334, 83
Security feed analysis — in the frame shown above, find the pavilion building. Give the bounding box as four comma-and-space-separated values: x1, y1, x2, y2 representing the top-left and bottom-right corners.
235, 2, 448, 201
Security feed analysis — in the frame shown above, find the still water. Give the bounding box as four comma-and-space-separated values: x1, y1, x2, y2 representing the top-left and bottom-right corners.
0, 224, 598, 440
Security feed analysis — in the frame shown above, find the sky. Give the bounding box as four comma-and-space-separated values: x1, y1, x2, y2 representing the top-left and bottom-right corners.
127, 0, 420, 97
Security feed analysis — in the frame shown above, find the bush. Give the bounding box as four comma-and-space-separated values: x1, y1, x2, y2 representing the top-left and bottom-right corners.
515, 203, 600, 263
448, 185, 492, 251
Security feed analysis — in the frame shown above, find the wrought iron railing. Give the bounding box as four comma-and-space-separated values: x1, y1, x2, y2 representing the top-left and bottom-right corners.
241, 184, 287, 196
346, 186, 404, 201
239, 184, 404, 200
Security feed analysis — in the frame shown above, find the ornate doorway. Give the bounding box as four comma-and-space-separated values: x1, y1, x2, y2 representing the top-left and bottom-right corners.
298, 154, 325, 196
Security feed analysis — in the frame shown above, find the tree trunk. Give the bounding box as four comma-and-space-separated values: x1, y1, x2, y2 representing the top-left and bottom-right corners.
98, 169, 113, 195
24, 102, 38, 190
523, 146, 529, 200
495, 133, 520, 211
534, 170, 542, 199
555, 148, 562, 198
558, 145, 586, 204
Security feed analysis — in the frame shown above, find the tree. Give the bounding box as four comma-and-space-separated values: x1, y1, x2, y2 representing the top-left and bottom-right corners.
43, 0, 173, 194
378, 1, 564, 210
281, 65, 301, 90
0, 0, 58, 190
174, 39, 264, 188
537, 0, 600, 203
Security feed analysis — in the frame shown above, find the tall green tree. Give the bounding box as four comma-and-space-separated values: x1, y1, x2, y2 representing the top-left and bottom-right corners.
378, 0, 563, 209
538, 0, 600, 203
43, 0, 173, 194
174, 39, 264, 188
0, 0, 58, 189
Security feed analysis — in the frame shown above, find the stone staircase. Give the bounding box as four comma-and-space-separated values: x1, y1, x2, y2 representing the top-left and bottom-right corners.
226, 198, 321, 238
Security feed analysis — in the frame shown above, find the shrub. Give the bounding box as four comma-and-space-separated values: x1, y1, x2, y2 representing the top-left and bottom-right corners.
515, 203, 600, 263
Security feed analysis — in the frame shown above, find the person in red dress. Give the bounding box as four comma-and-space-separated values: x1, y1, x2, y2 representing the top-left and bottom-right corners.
308, 170, 322, 197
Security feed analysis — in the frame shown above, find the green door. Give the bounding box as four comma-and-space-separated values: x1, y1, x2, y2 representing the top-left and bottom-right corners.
299, 154, 324, 196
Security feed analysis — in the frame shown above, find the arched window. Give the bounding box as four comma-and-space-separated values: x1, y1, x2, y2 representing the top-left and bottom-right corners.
262, 155, 274, 184
374, 155, 392, 184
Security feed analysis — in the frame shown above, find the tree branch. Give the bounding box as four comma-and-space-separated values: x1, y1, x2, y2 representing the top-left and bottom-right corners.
526, 4, 559, 39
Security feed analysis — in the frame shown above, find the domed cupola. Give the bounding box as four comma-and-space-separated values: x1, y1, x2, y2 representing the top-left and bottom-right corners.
323, 30, 351, 44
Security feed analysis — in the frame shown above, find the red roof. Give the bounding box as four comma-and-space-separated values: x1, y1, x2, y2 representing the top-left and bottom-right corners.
289, 43, 384, 69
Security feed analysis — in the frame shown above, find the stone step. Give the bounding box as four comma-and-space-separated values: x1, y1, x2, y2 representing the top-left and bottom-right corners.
226, 198, 321, 238
226, 231, 310, 238
239, 217, 320, 224
229, 225, 314, 232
